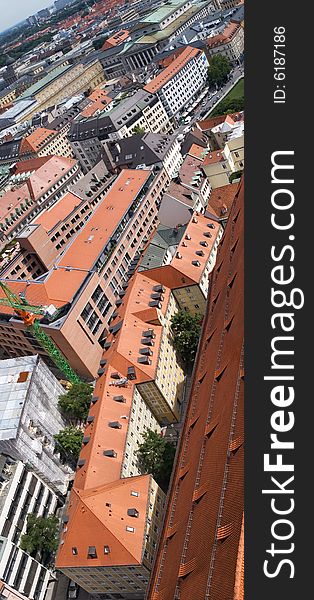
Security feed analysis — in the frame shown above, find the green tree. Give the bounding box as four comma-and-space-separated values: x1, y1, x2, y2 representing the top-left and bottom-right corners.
211, 97, 244, 117
132, 125, 146, 135
20, 514, 59, 565
58, 382, 93, 422
170, 309, 202, 367
208, 54, 232, 87
136, 430, 176, 491
54, 427, 84, 462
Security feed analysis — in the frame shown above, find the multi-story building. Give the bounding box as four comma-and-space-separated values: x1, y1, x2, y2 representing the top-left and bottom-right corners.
0, 580, 29, 600
16, 59, 105, 121
0, 156, 82, 251
108, 132, 182, 179
0, 168, 171, 380
139, 211, 224, 314
99, 0, 213, 77
144, 46, 209, 119
206, 21, 244, 61
208, 111, 244, 150
0, 454, 61, 600
0, 161, 116, 281
202, 135, 244, 188
0, 355, 73, 494
69, 90, 170, 173
147, 179, 244, 600
55, 270, 192, 596
19, 128, 74, 160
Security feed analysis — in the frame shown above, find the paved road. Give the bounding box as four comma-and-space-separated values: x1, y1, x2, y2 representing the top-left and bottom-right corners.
175, 65, 244, 132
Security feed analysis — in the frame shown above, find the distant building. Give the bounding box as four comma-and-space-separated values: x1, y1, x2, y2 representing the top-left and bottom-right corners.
54, 0, 75, 10
144, 47, 209, 118
0, 454, 61, 600
0, 355, 72, 494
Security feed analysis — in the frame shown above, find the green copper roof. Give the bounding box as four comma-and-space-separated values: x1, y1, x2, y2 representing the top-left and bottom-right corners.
18, 64, 72, 100
142, 0, 188, 24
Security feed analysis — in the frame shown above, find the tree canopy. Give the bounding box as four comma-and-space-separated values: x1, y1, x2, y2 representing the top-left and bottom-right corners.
20, 514, 59, 564
170, 309, 202, 367
136, 430, 176, 492
211, 97, 244, 117
208, 54, 232, 87
58, 382, 93, 422
54, 427, 84, 463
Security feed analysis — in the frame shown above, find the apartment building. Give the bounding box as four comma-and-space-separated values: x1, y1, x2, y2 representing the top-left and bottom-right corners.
147, 180, 244, 600
144, 47, 209, 118
0, 455, 60, 600
0, 581, 29, 600
202, 135, 244, 188
108, 132, 182, 179
208, 111, 244, 149
0, 156, 82, 251
0, 161, 116, 281
0, 168, 171, 380
19, 128, 74, 160
206, 21, 244, 61
0, 355, 73, 494
69, 90, 170, 173
56, 272, 191, 596
139, 211, 224, 315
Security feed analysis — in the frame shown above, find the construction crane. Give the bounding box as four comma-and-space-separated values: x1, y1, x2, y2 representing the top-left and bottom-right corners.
0, 281, 81, 384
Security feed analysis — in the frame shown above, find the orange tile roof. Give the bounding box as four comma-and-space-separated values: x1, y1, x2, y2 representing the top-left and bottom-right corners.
203, 150, 226, 165
34, 192, 82, 232
87, 88, 112, 102
207, 22, 241, 49
197, 113, 243, 132
102, 29, 130, 50
144, 46, 203, 93
13, 156, 53, 174
188, 143, 207, 160
207, 182, 239, 218
22, 128, 57, 153
57, 170, 151, 271
80, 97, 112, 118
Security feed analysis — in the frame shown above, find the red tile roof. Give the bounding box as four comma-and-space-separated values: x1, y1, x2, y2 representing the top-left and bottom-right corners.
147, 180, 244, 600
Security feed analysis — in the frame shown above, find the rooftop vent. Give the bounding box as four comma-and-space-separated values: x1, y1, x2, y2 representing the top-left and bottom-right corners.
192, 216, 198, 223
139, 347, 152, 356
103, 342, 111, 350
192, 260, 201, 267
196, 250, 204, 257
127, 366, 136, 380
151, 293, 163, 301
100, 359, 107, 366
82, 436, 90, 444
103, 449, 117, 458
72, 547, 78, 555
86, 416, 95, 423
97, 368, 105, 376
149, 300, 162, 308
203, 232, 212, 238
153, 284, 165, 293
142, 329, 155, 338
176, 252, 182, 259
127, 508, 139, 518
185, 234, 191, 240
91, 396, 99, 404
77, 459, 85, 467
207, 223, 215, 229
108, 421, 122, 429
138, 356, 152, 365
141, 338, 154, 346
111, 372, 121, 379
113, 395, 126, 403
87, 546, 97, 558
104, 545, 110, 554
